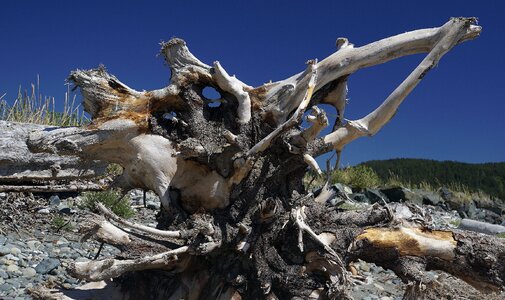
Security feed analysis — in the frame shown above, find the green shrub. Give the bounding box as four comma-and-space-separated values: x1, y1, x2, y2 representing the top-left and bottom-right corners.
106, 163, 124, 177
449, 219, 461, 227
337, 202, 362, 211
80, 190, 135, 218
51, 216, 74, 231
330, 165, 381, 190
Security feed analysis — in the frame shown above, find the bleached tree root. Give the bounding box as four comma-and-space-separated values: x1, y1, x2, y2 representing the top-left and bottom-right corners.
70, 246, 189, 281
96, 203, 183, 238
27, 281, 124, 300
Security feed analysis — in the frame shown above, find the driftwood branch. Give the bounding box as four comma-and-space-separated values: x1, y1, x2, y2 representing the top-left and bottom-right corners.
96, 203, 182, 239
310, 18, 480, 156
70, 246, 189, 281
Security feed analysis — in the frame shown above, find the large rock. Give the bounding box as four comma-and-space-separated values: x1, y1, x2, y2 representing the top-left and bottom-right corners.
350, 193, 368, 203
483, 209, 503, 224
333, 183, 353, 195
439, 187, 476, 218
473, 195, 504, 215
413, 189, 445, 207
364, 189, 387, 204
380, 187, 423, 205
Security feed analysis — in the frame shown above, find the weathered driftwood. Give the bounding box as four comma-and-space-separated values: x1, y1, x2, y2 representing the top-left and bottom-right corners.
20, 18, 505, 299
459, 218, 505, 235
0, 182, 103, 193
0, 121, 107, 191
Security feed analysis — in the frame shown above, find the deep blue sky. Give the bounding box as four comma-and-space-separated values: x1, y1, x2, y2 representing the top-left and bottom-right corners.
1, 0, 504, 166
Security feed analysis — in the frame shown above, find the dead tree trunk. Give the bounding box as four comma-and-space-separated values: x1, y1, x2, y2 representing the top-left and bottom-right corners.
0, 121, 107, 192
24, 18, 505, 299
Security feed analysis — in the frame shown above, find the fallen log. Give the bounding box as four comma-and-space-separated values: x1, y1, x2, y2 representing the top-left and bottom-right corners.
0, 121, 107, 192
459, 218, 505, 235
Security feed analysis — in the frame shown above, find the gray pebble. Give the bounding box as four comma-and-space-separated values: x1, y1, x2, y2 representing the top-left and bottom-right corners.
18, 259, 27, 267
0, 283, 13, 292
37, 208, 50, 214
49, 195, 61, 206
56, 237, 69, 245
360, 263, 371, 272
4, 254, 19, 261
5, 278, 21, 289
26, 240, 42, 251
35, 258, 60, 274
64, 277, 79, 285
21, 267, 36, 278
6, 264, 19, 273
0, 246, 10, 256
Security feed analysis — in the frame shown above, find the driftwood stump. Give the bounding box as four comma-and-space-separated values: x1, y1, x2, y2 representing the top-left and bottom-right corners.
17, 18, 505, 299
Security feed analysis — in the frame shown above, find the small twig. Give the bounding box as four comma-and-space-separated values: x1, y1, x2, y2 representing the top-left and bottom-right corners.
335, 150, 342, 170
326, 151, 336, 182
56, 217, 72, 233
292, 206, 339, 258
94, 242, 104, 260
143, 190, 147, 208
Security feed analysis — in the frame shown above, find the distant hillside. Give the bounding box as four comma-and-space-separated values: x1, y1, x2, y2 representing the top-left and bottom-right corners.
360, 158, 505, 200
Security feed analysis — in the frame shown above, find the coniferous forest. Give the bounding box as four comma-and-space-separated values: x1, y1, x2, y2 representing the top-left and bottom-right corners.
361, 158, 505, 200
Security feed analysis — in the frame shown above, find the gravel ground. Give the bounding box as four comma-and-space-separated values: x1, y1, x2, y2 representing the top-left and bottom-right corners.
0, 191, 158, 299
0, 191, 500, 299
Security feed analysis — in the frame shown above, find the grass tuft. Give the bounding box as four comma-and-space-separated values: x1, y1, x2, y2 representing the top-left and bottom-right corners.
329, 165, 381, 190
0, 75, 87, 126
51, 215, 74, 232
80, 189, 135, 218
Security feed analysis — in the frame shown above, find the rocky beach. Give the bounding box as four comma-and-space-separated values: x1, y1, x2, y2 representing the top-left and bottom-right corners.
0, 185, 503, 299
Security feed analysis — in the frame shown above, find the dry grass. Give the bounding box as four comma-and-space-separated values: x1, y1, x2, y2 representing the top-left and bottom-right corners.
0, 75, 87, 126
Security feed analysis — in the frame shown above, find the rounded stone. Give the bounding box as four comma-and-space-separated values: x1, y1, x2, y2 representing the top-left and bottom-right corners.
0, 245, 10, 255
49, 195, 61, 206
6, 264, 19, 273
37, 208, 50, 214
11, 247, 21, 255
4, 254, 19, 261
0, 283, 13, 292
27, 240, 42, 251
21, 267, 36, 278
35, 258, 60, 274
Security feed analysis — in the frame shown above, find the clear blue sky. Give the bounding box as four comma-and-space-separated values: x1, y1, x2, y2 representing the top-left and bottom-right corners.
1, 0, 504, 166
